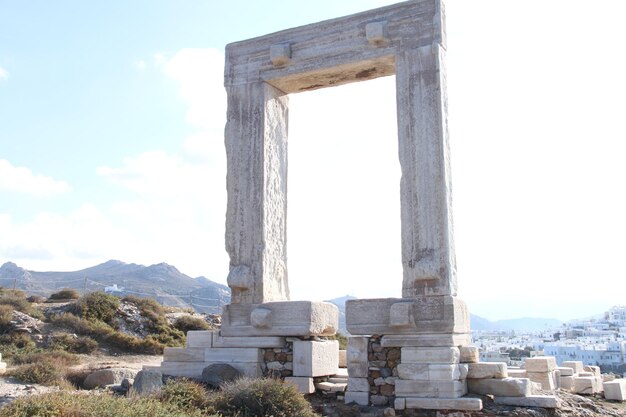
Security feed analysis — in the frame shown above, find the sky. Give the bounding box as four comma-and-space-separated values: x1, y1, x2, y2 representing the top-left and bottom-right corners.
1, 1, 625, 321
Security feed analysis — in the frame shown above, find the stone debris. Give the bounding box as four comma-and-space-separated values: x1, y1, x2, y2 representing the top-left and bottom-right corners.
83, 367, 137, 390
603, 379, 626, 401
132, 370, 163, 395
8, 310, 42, 334
201, 363, 242, 388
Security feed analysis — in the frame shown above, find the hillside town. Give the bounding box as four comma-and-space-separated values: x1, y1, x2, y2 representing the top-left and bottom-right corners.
475, 306, 626, 375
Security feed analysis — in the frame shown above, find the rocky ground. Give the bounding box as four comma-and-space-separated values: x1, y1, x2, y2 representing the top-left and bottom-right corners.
308, 390, 626, 417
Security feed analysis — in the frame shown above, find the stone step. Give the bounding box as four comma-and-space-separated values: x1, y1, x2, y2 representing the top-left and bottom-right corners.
334, 368, 348, 377
315, 381, 347, 392
328, 377, 348, 384
398, 397, 483, 411
494, 395, 559, 408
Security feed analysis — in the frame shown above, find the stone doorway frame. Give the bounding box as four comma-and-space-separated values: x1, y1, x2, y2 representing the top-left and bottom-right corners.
224, 0, 456, 306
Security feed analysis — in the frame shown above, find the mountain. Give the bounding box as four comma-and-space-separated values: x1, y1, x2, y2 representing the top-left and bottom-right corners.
0, 260, 230, 314
326, 294, 356, 333
470, 314, 563, 332
321, 295, 563, 334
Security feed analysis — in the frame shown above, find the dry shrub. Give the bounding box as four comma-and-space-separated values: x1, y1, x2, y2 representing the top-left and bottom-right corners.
48, 288, 81, 300
159, 379, 210, 412
0, 304, 13, 330
0, 391, 209, 417
9, 362, 64, 385
77, 291, 120, 325
49, 333, 99, 354
207, 377, 318, 417
173, 315, 212, 333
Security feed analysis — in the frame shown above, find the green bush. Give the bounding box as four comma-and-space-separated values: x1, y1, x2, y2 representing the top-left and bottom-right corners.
173, 315, 212, 333
159, 379, 210, 413
49, 333, 99, 354
9, 362, 64, 385
123, 295, 185, 347
49, 288, 81, 300
0, 304, 13, 331
77, 291, 120, 324
0, 333, 38, 361
11, 350, 79, 367
208, 377, 318, 417
0, 391, 210, 417
50, 312, 112, 337
50, 312, 167, 354
0, 289, 43, 320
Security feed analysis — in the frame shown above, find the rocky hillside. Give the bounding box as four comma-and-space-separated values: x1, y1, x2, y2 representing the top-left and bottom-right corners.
0, 260, 230, 314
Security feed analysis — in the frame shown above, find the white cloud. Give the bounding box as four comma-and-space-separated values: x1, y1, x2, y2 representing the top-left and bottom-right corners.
92, 48, 230, 279
133, 60, 146, 71
163, 48, 226, 130
0, 67, 8, 80
0, 205, 136, 271
0, 159, 71, 196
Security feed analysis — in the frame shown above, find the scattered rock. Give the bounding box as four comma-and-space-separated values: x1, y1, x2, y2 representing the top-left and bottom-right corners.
83, 367, 137, 390
9, 311, 42, 334
132, 370, 163, 395
201, 363, 242, 387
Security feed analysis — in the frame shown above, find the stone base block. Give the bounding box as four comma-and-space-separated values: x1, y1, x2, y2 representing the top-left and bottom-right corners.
338, 349, 347, 368
186, 331, 214, 347
574, 376, 603, 395
163, 347, 262, 363
381, 333, 470, 348
395, 380, 467, 398
221, 301, 338, 337
584, 365, 601, 377
524, 356, 556, 372
561, 361, 584, 374
603, 380, 626, 401
494, 395, 559, 408
460, 346, 479, 363
467, 362, 507, 379
404, 397, 483, 411
347, 336, 369, 377
285, 377, 315, 394
345, 391, 369, 405
213, 333, 286, 348
186, 330, 286, 348
348, 377, 370, 392
293, 340, 338, 377
346, 296, 469, 335
315, 381, 347, 392
164, 347, 205, 362
157, 361, 262, 378
397, 364, 468, 381
468, 378, 531, 397
401, 347, 460, 364
560, 375, 574, 391
527, 371, 557, 391
507, 369, 527, 378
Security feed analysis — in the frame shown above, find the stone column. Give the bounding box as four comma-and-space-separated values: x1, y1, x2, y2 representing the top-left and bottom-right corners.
224, 81, 290, 304
395, 43, 457, 298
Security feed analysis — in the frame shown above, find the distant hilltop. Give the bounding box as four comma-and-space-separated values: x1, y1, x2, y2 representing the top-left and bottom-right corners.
0, 260, 230, 314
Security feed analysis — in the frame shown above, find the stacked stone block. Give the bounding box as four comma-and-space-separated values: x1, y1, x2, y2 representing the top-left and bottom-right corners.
558, 361, 604, 395
150, 330, 340, 393
603, 379, 626, 401
523, 356, 558, 391
465, 354, 559, 408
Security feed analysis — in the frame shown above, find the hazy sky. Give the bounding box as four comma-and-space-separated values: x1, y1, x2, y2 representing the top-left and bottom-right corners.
1, 1, 625, 321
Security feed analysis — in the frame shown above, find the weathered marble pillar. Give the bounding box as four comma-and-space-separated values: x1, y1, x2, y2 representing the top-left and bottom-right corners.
395, 43, 457, 298
224, 81, 290, 305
